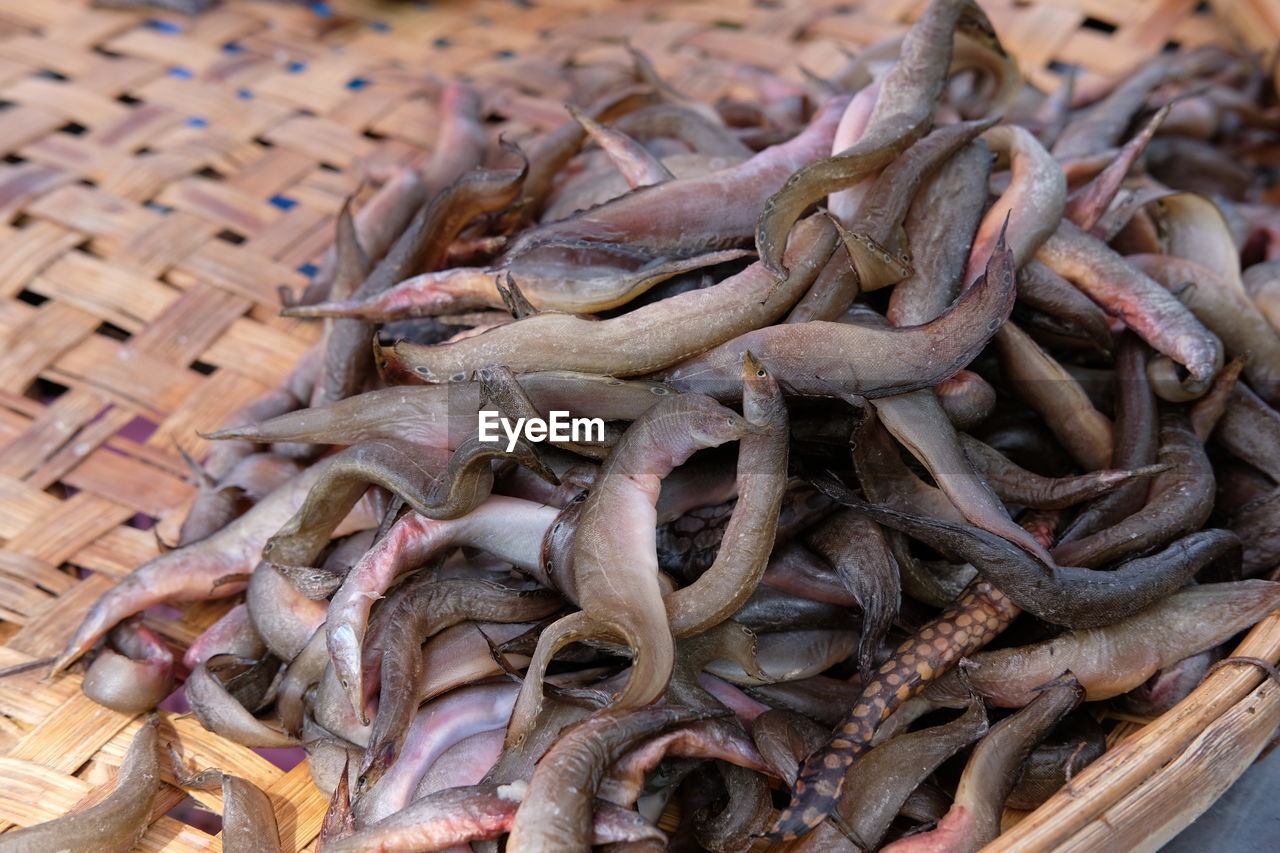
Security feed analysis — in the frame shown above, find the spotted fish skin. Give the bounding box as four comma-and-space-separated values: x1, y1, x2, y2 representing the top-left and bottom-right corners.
657, 500, 735, 580
763, 579, 1019, 840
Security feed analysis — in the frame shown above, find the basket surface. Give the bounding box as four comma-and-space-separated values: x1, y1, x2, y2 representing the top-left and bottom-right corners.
0, 0, 1274, 851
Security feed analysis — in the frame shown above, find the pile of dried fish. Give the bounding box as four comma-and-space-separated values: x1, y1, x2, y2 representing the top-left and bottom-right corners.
18, 0, 1280, 849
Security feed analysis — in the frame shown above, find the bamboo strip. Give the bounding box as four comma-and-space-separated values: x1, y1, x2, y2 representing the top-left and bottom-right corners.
267, 761, 330, 852
1212, 0, 1280, 51
1059, 677, 1280, 852
982, 609, 1280, 851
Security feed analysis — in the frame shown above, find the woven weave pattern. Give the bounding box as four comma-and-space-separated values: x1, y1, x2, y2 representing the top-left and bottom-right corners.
0, 0, 1270, 850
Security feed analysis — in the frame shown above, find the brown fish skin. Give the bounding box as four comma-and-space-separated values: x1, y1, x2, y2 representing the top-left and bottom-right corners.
960, 433, 1164, 510
972, 125, 1112, 471
1015, 260, 1114, 353
627, 45, 727, 130
851, 414, 965, 525
289, 248, 749, 320
756, 0, 991, 277
310, 78, 484, 305
505, 88, 656, 229
262, 434, 555, 573
692, 761, 774, 852
665, 352, 789, 638
325, 783, 664, 853
507, 706, 710, 852
598, 716, 769, 806
1189, 356, 1246, 442
868, 133, 1061, 561
184, 602, 259, 670
964, 125, 1066, 288
1130, 253, 1280, 406
996, 321, 1113, 471
808, 695, 990, 853
1004, 714, 1107, 811
934, 369, 997, 429
664, 224, 1016, 403
813, 476, 1240, 628
752, 708, 827, 785
360, 577, 560, 788
187, 346, 323, 534
612, 103, 753, 158
939, 580, 1280, 706
221, 774, 283, 853
1028, 66, 1075, 148
569, 104, 674, 188
1059, 333, 1160, 543
82, 622, 175, 715
1037, 220, 1223, 401
317, 197, 373, 407
315, 151, 529, 403
505, 395, 751, 749
503, 94, 849, 261
804, 508, 899, 681
1244, 260, 1280, 335
874, 389, 1055, 564
849, 118, 997, 253
421, 81, 489, 198
326, 496, 557, 723
208, 372, 672, 452
0, 716, 160, 853
708, 627, 858, 687
1052, 47, 1231, 159
788, 117, 997, 322
849, 419, 975, 606
888, 140, 991, 326
178, 453, 302, 548
1063, 105, 1168, 233
1232, 489, 1280, 576
882, 677, 1084, 853
390, 215, 835, 381
417, 623, 534, 706
1215, 382, 1280, 484
318, 756, 356, 851
761, 540, 861, 609
1051, 415, 1214, 569
764, 577, 1016, 842
1123, 648, 1220, 717
301, 168, 426, 308
52, 459, 334, 675
355, 683, 520, 827
277, 629, 328, 739
186, 653, 296, 749
246, 558, 328, 663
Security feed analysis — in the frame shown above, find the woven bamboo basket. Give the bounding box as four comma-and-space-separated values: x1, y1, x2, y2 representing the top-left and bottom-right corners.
0, 0, 1275, 850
